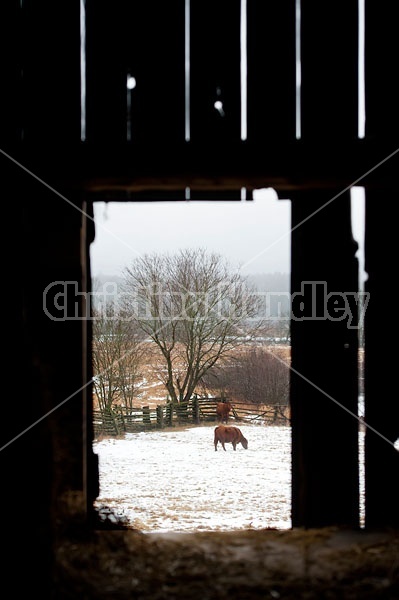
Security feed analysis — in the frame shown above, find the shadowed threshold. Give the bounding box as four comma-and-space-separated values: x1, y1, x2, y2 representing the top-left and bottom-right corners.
55, 527, 399, 599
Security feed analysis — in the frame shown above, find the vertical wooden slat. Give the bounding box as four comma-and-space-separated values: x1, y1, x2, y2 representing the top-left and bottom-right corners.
21, 1, 81, 147
0, 1, 23, 149
365, 2, 399, 139
247, 0, 296, 142
85, 0, 128, 145
190, 0, 241, 143
2, 158, 55, 596
364, 189, 399, 527
300, 1, 358, 139
290, 190, 359, 527
125, 0, 186, 146
85, 0, 186, 177
364, 2, 399, 527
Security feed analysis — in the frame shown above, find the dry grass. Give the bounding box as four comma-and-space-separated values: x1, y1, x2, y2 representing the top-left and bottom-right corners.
94, 344, 291, 411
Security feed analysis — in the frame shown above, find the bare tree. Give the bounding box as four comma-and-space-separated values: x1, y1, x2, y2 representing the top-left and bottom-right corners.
92, 302, 145, 412
122, 248, 263, 404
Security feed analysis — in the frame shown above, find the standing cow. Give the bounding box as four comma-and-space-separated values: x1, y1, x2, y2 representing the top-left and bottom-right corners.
216, 401, 232, 424
214, 425, 248, 451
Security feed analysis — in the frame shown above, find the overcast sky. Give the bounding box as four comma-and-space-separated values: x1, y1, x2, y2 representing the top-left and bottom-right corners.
90, 187, 365, 280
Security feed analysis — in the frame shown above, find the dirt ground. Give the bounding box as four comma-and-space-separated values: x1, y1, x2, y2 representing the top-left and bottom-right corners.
55, 525, 399, 599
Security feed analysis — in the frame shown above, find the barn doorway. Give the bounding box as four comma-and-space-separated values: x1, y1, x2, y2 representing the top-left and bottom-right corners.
89, 192, 294, 531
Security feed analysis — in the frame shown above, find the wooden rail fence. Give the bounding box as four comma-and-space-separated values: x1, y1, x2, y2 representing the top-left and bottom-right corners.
93, 397, 289, 437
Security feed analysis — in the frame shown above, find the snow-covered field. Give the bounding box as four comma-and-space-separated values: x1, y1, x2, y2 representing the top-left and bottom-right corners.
93, 424, 366, 532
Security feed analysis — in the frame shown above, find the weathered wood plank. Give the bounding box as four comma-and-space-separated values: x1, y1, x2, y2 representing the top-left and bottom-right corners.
85, 0, 127, 144
364, 187, 399, 527
190, 0, 241, 144
124, 0, 186, 146
290, 189, 359, 527
300, 1, 358, 139
21, 0, 81, 145
365, 1, 399, 139
247, 0, 296, 142
0, 1, 23, 148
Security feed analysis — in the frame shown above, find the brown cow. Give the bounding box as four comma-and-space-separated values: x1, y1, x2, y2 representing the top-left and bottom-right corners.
214, 425, 248, 451
216, 401, 232, 424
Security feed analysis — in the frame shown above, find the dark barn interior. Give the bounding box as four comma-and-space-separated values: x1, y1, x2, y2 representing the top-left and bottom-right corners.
1, 1, 399, 598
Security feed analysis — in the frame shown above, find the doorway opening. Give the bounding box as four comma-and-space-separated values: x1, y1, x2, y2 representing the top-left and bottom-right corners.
89, 192, 293, 532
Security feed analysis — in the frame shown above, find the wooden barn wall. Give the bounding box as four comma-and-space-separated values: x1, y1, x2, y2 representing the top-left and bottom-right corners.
0, 4, 398, 597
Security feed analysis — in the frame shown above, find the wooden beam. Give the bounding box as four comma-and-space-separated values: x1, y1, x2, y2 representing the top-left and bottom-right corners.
290, 189, 359, 527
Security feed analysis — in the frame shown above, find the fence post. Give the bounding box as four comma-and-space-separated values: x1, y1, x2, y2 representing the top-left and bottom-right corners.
165, 402, 173, 427
156, 405, 164, 428
116, 405, 126, 431
192, 396, 200, 424
142, 405, 151, 425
